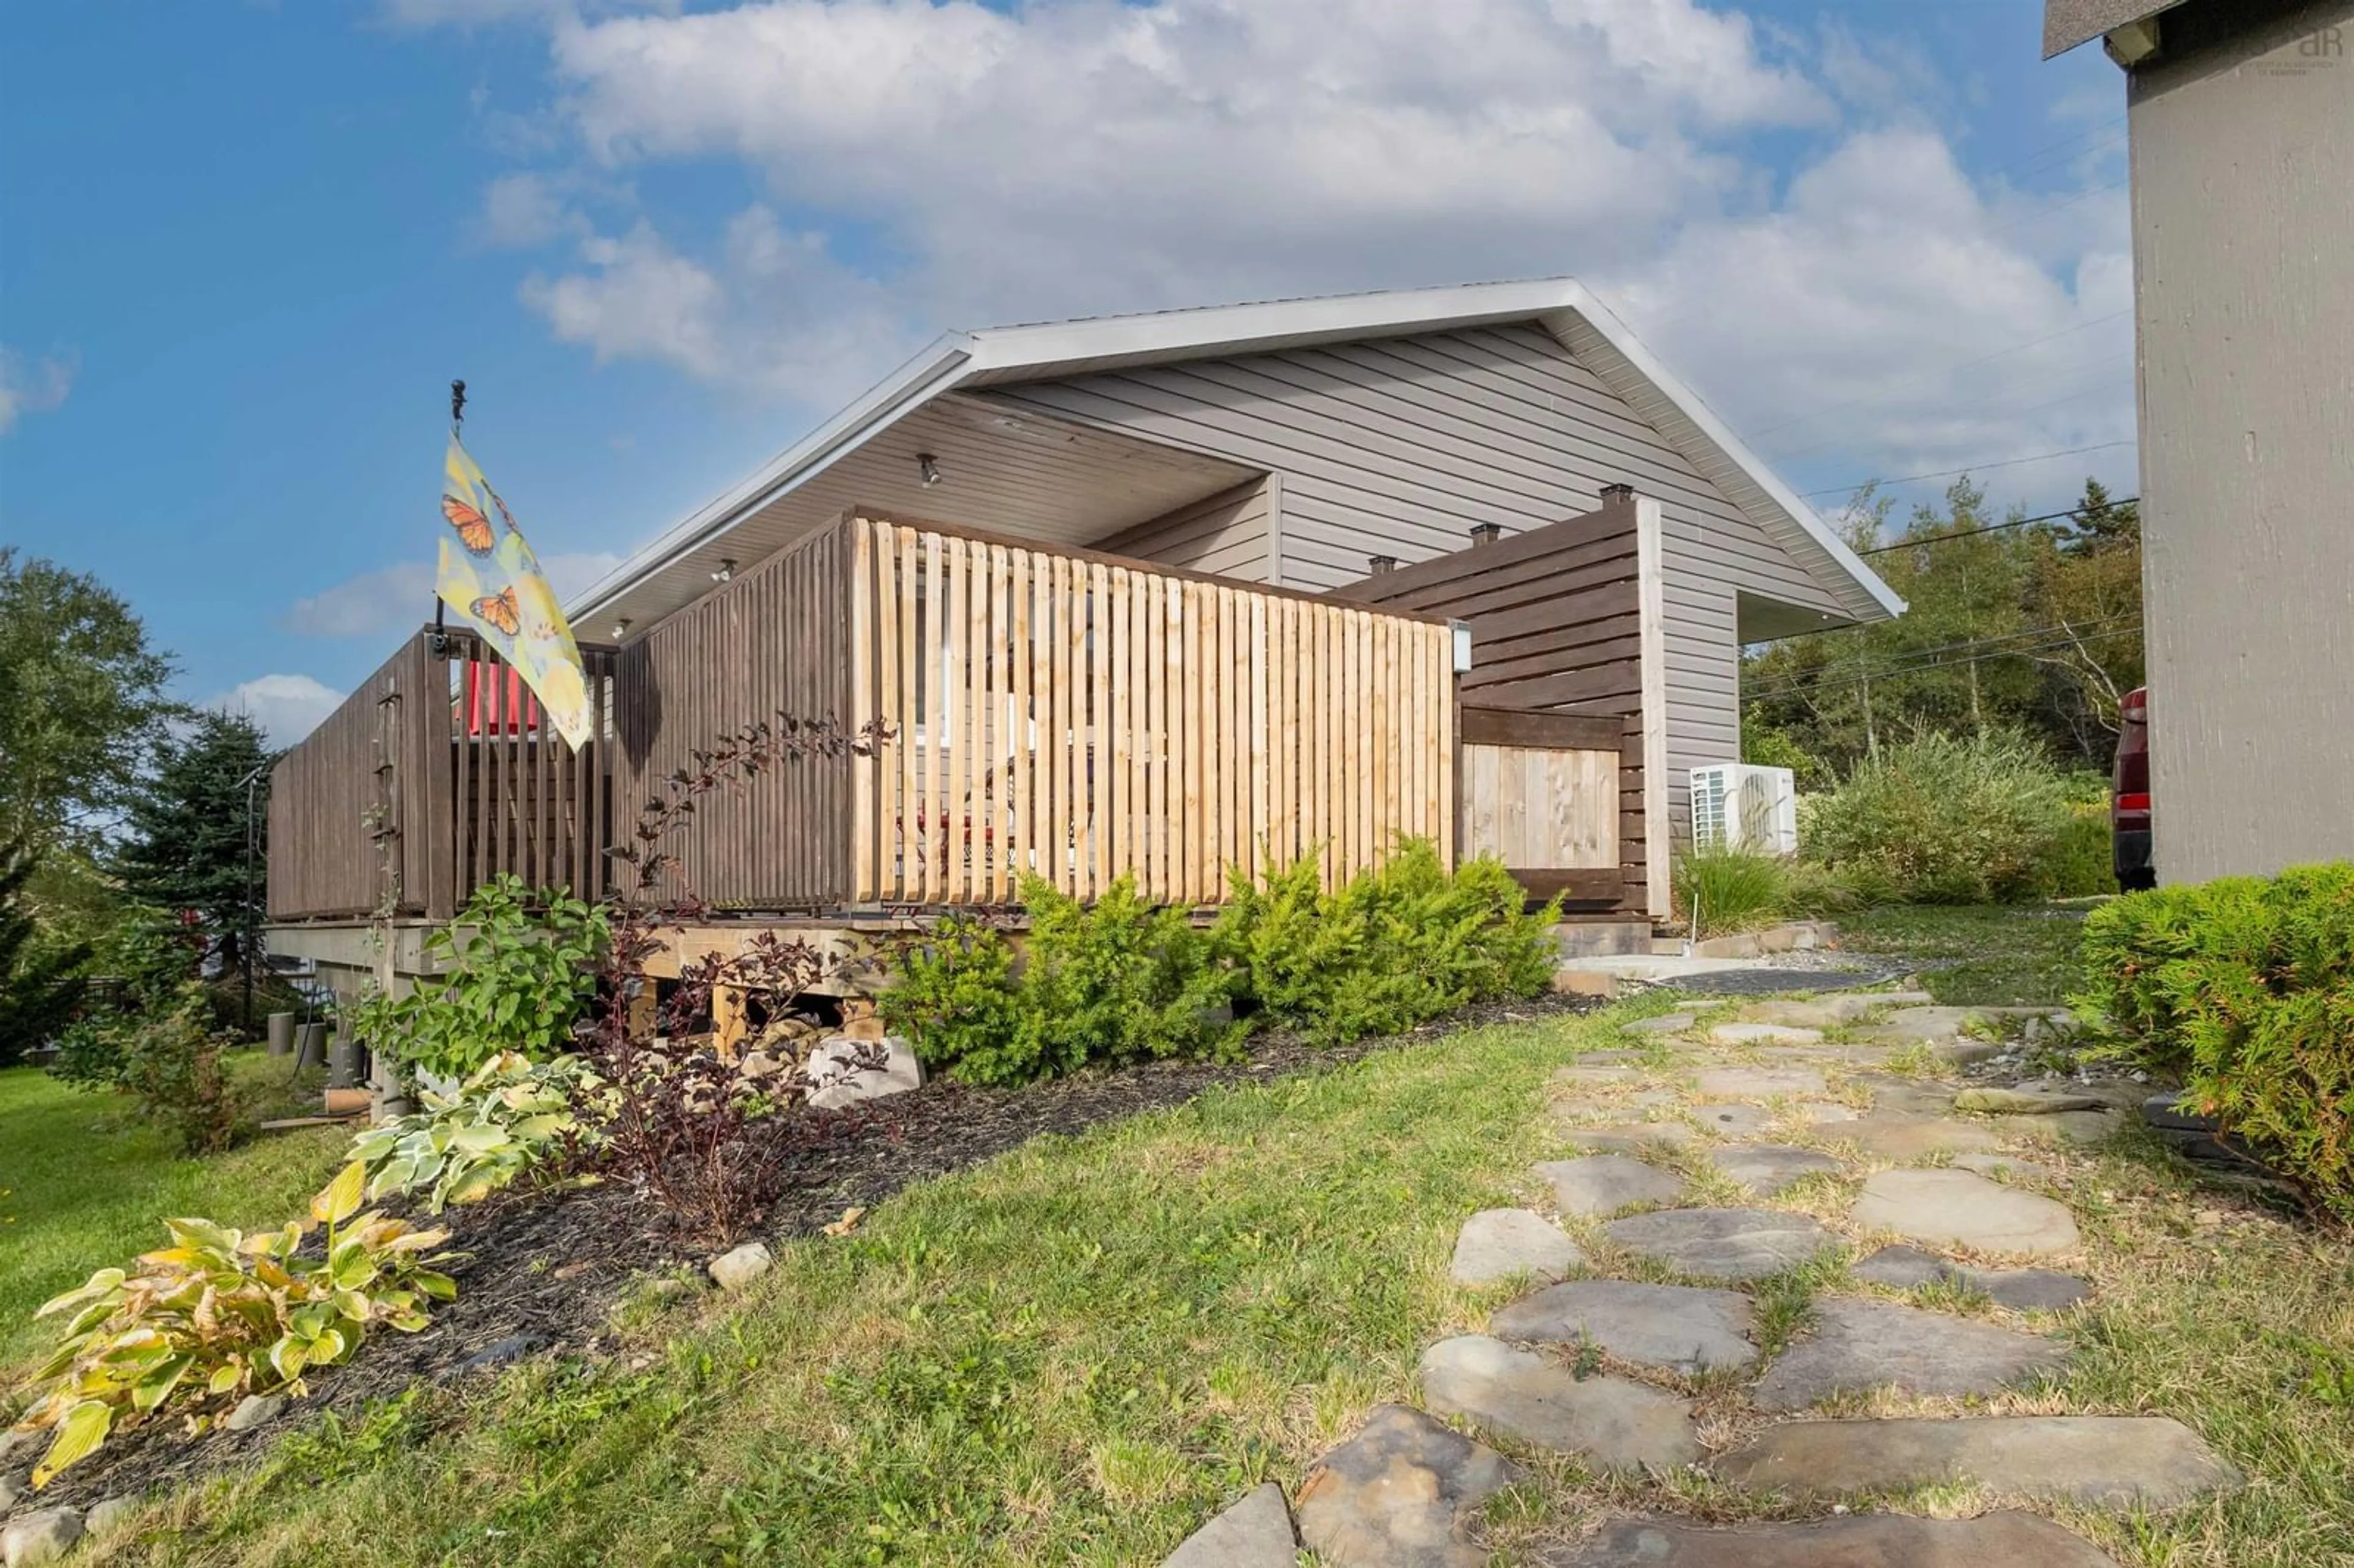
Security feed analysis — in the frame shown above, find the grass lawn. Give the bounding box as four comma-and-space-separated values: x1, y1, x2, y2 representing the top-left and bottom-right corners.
1839, 902, 2094, 1006
0, 1051, 351, 1376
82, 941, 2354, 1568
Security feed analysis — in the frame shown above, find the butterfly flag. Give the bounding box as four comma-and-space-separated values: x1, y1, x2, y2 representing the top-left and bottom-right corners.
433, 436, 595, 750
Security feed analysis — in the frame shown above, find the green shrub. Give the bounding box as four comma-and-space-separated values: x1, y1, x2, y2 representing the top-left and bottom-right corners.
351, 1051, 606, 1212
18, 1163, 457, 1486
883, 845, 1560, 1076
882, 877, 1237, 1086
1214, 842, 1559, 1047
351, 876, 608, 1085
1673, 846, 1790, 936
2078, 864, 2354, 1219
1802, 730, 2073, 904
2044, 804, 2119, 899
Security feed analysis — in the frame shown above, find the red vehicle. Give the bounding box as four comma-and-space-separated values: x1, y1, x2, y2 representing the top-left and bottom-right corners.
2112, 686, 2154, 891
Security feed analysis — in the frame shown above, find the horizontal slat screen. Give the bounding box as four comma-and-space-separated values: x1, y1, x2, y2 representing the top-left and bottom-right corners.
845, 515, 1456, 906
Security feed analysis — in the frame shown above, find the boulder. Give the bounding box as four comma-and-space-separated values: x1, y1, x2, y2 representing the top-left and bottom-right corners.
707, 1242, 774, 1290
1162, 1482, 1296, 1567
1419, 1335, 1701, 1472
226, 1393, 284, 1433
807, 1034, 924, 1109
0, 1510, 82, 1568
1294, 1404, 1518, 1568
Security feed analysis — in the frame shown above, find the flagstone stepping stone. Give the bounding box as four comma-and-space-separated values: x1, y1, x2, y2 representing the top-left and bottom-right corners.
1539, 1509, 2126, 1566
1691, 1102, 1775, 1137
1853, 1244, 2090, 1311
1712, 1144, 1845, 1195
1490, 1279, 1758, 1371
1809, 989, 1936, 1016
1750, 1297, 2068, 1412
1451, 1209, 1585, 1284
1696, 1065, 1829, 1097
2016, 1108, 2129, 1146
1799, 1099, 1862, 1123
1604, 1208, 1838, 1281
1163, 1482, 1297, 1567
1845, 1115, 2008, 1160
1713, 1415, 2241, 1507
1536, 1155, 1683, 1217
1419, 1334, 1702, 1471
1707, 1022, 1825, 1047
1853, 1168, 2080, 1255
1559, 1120, 1699, 1156
1951, 1151, 2053, 1181
1577, 1048, 1649, 1063
1954, 1085, 2109, 1114
1295, 1404, 1517, 1568
1854, 1076, 1957, 1116
1553, 1062, 1642, 1086
1622, 1014, 1694, 1037
1628, 1088, 1681, 1109
1738, 999, 1847, 1029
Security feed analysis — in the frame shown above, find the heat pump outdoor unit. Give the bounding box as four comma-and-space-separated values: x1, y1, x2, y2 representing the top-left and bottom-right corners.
1689, 764, 1797, 854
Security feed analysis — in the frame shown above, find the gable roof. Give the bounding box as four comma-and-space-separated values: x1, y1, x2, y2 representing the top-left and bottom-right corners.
570, 277, 1904, 629
2043, 0, 2182, 56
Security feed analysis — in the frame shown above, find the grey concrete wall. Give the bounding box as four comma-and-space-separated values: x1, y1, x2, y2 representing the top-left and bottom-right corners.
2128, 0, 2354, 880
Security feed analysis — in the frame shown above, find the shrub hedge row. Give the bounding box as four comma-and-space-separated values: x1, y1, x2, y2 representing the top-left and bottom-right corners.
2079, 862, 2354, 1220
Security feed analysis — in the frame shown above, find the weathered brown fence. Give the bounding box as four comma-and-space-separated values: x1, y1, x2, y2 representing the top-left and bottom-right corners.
1331, 494, 1650, 910
845, 513, 1458, 906
1458, 706, 1623, 902
267, 629, 617, 921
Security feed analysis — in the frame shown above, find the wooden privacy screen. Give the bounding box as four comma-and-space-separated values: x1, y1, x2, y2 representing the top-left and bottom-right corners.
1330, 495, 1650, 910
1458, 707, 1623, 902
844, 514, 1458, 907
266, 629, 617, 922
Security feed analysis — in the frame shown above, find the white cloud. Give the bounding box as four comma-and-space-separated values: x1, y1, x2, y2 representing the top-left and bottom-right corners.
475, 172, 590, 248
210, 674, 346, 747
284, 551, 625, 636
434, 0, 2134, 503
0, 348, 76, 433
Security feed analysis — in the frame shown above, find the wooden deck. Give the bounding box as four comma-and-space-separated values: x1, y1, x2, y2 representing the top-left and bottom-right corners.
269, 511, 1504, 923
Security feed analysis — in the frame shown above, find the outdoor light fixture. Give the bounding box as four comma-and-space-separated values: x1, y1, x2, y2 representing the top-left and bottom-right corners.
918, 452, 942, 487
710, 560, 735, 583
612, 618, 632, 639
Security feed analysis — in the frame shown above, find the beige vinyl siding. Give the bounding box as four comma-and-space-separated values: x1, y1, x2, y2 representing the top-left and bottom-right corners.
1086, 476, 1274, 581
983, 324, 1841, 830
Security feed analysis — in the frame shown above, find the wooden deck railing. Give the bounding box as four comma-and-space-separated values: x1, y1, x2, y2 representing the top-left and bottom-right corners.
267, 628, 617, 921
844, 513, 1458, 906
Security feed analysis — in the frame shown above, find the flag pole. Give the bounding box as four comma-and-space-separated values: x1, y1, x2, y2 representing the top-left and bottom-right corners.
432, 379, 463, 658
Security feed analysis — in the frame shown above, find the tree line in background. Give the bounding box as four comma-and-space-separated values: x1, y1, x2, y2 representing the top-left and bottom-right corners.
1743, 477, 2143, 786
0, 548, 276, 1067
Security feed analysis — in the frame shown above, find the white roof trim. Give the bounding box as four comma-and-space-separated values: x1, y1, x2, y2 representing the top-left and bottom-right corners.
572, 277, 1902, 625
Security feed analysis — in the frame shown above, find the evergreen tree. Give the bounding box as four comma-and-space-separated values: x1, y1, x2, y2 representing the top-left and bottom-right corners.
0, 834, 90, 1067
117, 711, 273, 977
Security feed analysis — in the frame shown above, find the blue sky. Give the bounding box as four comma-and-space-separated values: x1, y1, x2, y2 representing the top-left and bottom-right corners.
1, 0, 2130, 743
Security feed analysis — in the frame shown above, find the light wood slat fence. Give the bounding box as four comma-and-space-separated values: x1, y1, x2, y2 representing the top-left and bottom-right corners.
844, 514, 1457, 906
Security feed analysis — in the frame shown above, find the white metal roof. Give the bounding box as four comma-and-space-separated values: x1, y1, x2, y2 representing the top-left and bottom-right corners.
569, 276, 1905, 628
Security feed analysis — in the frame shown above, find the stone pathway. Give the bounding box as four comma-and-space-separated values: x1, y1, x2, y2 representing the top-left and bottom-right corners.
1159, 981, 2243, 1567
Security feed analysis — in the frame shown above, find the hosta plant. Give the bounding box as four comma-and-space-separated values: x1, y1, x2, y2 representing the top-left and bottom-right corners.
13, 1164, 458, 1487
351, 1051, 610, 1212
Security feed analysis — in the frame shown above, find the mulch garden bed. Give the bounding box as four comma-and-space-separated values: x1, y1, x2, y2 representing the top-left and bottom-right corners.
10, 989, 1601, 1515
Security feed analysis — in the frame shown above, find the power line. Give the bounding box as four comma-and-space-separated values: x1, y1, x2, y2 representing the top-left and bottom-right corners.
1857, 495, 2139, 555
1746, 617, 2144, 701
1799, 441, 2135, 499
1748, 611, 2143, 692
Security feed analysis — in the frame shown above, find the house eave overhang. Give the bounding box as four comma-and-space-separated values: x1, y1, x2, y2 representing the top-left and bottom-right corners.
570, 277, 1903, 628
